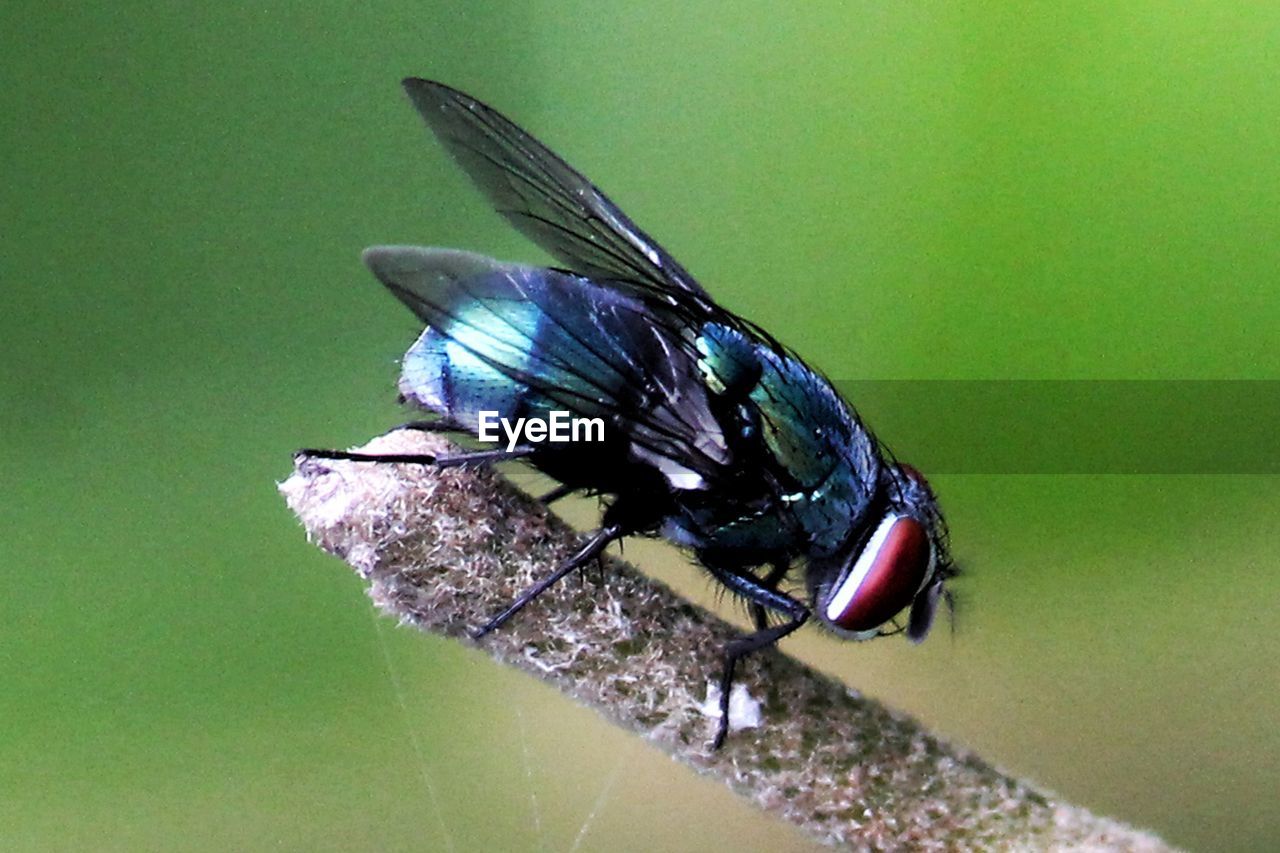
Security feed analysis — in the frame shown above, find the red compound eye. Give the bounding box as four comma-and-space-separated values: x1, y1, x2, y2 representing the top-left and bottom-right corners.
898, 462, 932, 493
825, 514, 935, 633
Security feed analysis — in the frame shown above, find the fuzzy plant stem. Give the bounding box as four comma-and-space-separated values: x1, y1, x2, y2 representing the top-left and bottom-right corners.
279, 429, 1172, 851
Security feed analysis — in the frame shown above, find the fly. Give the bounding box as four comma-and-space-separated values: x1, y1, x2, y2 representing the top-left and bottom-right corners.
302, 79, 957, 749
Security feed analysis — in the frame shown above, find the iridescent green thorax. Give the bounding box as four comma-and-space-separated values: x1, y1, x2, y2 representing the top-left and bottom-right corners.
689, 323, 881, 559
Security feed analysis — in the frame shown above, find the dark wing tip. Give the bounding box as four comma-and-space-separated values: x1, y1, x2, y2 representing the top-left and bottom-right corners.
401, 76, 441, 93
392, 75, 708, 300
402, 77, 442, 109
402, 78, 470, 110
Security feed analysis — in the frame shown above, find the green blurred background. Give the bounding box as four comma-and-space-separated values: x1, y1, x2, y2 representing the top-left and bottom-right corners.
3, 2, 1277, 850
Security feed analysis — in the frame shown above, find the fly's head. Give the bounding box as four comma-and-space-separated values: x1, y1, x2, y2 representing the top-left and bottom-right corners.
808, 462, 955, 643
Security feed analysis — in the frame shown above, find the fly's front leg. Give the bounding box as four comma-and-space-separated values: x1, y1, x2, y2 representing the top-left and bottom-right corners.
703, 564, 810, 749
750, 560, 792, 632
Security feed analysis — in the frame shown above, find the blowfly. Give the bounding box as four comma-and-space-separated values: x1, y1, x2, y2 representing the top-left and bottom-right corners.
304, 79, 957, 749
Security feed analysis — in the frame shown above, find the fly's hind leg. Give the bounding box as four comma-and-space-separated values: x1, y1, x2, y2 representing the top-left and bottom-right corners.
296, 415, 488, 466
388, 417, 472, 435
294, 445, 534, 467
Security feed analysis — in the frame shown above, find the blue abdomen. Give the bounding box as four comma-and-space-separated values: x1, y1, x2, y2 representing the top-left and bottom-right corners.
396, 260, 639, 432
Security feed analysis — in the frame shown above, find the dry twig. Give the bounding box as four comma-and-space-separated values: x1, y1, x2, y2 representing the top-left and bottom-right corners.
280, 429, 1173, 851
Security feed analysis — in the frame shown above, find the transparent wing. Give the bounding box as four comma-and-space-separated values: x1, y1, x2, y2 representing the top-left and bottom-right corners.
365, 246, 730, 488
401, 78, 709, 303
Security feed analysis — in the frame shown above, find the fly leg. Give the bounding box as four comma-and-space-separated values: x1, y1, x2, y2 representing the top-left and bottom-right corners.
537, 482, 578, 505
296, 417, 484, 465
703, 565, 810, 750
295, 445, 534, 467
750, 560, 792, 631
471, 522, 627, 638
389, 418, 471, 434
